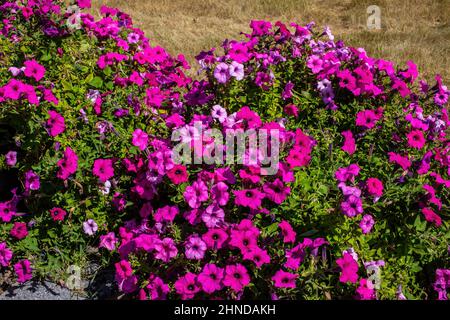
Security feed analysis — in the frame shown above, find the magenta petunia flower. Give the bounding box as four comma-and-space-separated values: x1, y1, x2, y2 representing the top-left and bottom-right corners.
338, 183, 361, 197
0, 201, 15, 223
5, 151, 17, 167
47, 110, 65, 137
4, 79, 25, 100
434, 90, 449, 106
146, 274, 170, 300
366, 178, 384, 198
77, 0, 92, 9
57, 147, 78, 180
185, 235, 207, 260
337, 69, 357, 91
284, 242, 308, 270
335, 164, 360, 183
49, 207, 67, 221
286, 147, 311, 168
233, 189, 265, 210
341, 195, 364, 217
14, 259, 33, 283
99, 232, 118, 251
23, 59, 46, 81
307, 55, 323, 74
278, 220, 296, 243
92, 159, 115, 182
336, 252, 359, 284
388, 152, 411, 171
229, 42, 249, 63
115, 260, 133, 282
341, 130, 356, 155
359, 214, 375, 234
282, 82, 294, 99
132, 129, 149, 151
154, 205, 179, 223
236, 106, 262, 129
184, 180, 209, 209
223, 264, 250, 292
263, 179, 290, 204
284, 103, 299, 117
198, 263, 224, 294
10, 222, 28, 240
167, 164, 189, 185
406, 129, 426, 149
0, 242, 13, 267
25, 170, 40, 191
356, 279, 376, 300
202, 228, 229, 250
422, 207, 442, 227
154, 237, 178, 262
174, 272, 200, 299
356, 110, 379, 129
243, 247, 271, 268
272, 270, 298, 288
201, 204, 225, 228
211, 182, 229, 206
229, 230, 258, 254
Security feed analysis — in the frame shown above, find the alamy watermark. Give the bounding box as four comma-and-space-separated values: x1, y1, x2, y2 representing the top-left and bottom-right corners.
367, 5, 381, 30
171, 121, 281, 175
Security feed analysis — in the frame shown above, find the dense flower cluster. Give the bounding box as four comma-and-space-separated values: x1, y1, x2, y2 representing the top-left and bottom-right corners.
0, 1, 449, 300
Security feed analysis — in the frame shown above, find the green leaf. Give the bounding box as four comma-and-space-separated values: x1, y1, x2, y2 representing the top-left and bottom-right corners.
89, 76, 103, 88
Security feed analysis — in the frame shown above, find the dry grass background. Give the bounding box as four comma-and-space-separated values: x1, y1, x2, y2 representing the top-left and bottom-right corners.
91, 0, 450, 82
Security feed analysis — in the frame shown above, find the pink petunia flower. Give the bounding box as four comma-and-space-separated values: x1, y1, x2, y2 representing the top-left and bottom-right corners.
132, 129, 149, 151
198, 263, 224, 294
184, 235, 207, 260
263, 179, 290, 204
202, 228, 229, 250
147, 274, 170, 300
422, 207, 442, 227
223, 264, 250, 292
5, 151, 17, 167
92, 159, 115, 182
359, 214, 375, 234
10, 222, 28, 240
167, 164, 189, 185
14, 259, 32, 283
25, 170, 40, 191
57, 147, 78, 180
47, 110, 66, 137
366, 178, 384, 198
0, 242, 13, 267
356, 110, 379, 129
336, 252, 359, 284
99, 232, 118, 251
174, 273, 200, 299
406, 130, 426, 149
154, 238, 178, 262
278, 220, 296, 243
233, 189, 265, 210
272, 270, 298, 288
243, 247, 271, 268
23, 59, 46, 81
184, 180, 209, 209
341, 130, 356, 155
50, 207, 67, 221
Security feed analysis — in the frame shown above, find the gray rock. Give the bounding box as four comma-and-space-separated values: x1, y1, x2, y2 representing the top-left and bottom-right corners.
0, 281, 86, 300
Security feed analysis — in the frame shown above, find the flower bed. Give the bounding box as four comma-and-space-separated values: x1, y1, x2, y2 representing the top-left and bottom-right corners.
0, 0, 449, 300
